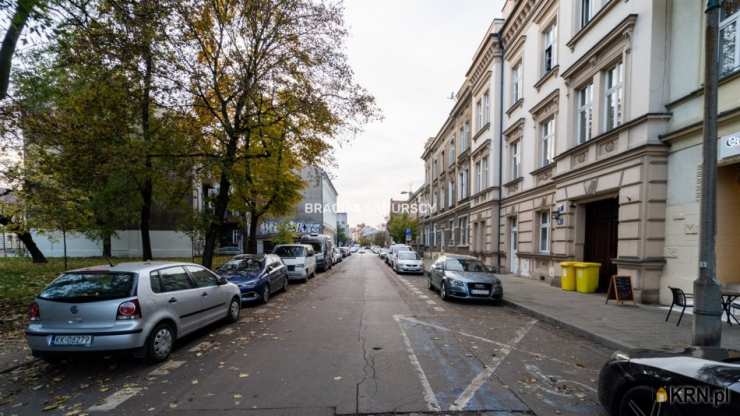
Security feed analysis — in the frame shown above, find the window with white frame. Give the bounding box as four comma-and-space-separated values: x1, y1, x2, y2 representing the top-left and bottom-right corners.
448, 140, 456, 165
483, 91, 490, 124
511, 63, 522, 104
604, 62, 624, 131
433, 223, 437, 246
543, 22, 557, 73
511, 140, 520, 179
721, 1, 740, 76
458, 170, 465, 200
476, 99, 483, 130
538, 211, 550, 253
576, 82, 593, 144
449, 219, 455, 246
540, 117, 555, 166
482, 156, 489, 188
458, 216, 468, 245
464, 120, 471, 144
459, 126, 466, 152
475, 160, 482, 193
580, 0, 597, 29
448, 180, 454, 207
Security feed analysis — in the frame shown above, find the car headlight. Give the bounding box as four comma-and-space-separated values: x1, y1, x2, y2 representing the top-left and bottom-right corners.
241, 280, 258, 288
447, 278, 465, 287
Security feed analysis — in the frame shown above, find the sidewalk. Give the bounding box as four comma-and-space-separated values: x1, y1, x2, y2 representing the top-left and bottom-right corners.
501, 274, 740, 352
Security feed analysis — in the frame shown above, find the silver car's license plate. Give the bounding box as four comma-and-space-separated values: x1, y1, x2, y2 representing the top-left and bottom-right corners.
471, 289, 490, 295
51, 335, 92, 346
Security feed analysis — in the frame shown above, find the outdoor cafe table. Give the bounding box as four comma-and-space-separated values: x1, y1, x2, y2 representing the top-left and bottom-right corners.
721, 284, 740, 325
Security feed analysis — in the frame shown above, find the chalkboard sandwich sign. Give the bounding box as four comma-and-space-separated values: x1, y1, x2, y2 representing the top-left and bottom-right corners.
605, 275, 635, 305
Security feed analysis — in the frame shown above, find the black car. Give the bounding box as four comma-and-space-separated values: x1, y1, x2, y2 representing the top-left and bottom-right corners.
598, 347, 740, 416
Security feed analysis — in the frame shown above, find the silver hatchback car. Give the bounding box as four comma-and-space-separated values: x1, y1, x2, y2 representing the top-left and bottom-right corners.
26, 262, 241, 362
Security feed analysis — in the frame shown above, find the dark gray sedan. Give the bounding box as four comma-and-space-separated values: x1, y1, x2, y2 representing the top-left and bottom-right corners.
427, 255, 502, 305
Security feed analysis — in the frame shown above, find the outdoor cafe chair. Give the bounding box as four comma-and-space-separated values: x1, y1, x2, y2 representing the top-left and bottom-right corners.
666, 286, 694, 327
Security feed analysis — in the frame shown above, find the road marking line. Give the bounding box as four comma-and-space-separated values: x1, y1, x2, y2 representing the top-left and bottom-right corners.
449, 319, 537, 411
425, 300, 436, 305
433, 307, 445, 312
419, 295, 430, 299
188, 341, 215, 353
393, 315, 441, 412
88, 386, 142, 412
148, 360, 185, 376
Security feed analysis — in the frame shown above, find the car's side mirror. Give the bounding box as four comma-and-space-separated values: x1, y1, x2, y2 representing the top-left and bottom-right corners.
217, 276, 228, 285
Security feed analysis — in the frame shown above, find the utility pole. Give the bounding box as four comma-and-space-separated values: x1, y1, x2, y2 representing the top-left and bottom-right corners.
693, 0, 723, 346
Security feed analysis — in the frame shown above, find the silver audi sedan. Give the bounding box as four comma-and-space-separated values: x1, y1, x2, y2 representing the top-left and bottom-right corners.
427, 255, 503, 305
26, 262, 241, 362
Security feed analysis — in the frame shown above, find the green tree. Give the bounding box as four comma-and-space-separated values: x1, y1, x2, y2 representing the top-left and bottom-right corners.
168, 0, 379, 268
336, 227, 348, 246
387, 214, 418, 244
272, 222, 297, 245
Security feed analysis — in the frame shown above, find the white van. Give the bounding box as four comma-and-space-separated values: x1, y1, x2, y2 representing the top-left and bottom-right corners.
272, 244, 317, 282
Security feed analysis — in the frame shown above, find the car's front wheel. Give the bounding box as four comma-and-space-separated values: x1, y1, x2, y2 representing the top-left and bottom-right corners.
261, 285, 270, 304
146, 323, 175, 363
617, 385, 683, 416
226, 297, 240, 323
440, 281, 449, 301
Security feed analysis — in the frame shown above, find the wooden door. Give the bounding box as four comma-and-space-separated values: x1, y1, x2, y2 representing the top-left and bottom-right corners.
584, 199, 619, 291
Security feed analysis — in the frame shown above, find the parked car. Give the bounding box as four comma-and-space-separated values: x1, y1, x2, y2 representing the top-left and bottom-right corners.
427, 255, 502, 305
394, 251, 423, 274
272, 244, 316, 282
332, 247, 343, 264
216, 254, 288, 304
388, 244, 412, 267
379, 248, 389, 260
26, 262, 241, 363
598, 347, 740, 416
299, 234, 334, 272
350, 246, 359, 253
340, 247, 350, 257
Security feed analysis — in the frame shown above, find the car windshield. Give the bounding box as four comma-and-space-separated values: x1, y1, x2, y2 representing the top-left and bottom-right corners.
305, 242, 322, 253
399, 252, 420, 260
445, 259, 488, 272
274, 246, 305, 258
219, 258, 264, 273
39, 272, 135, 302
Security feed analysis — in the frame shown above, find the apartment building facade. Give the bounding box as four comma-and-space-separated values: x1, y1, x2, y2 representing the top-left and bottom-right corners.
659, 0, 740, 304
419, 20, 505, 264
498, 0, 671, 303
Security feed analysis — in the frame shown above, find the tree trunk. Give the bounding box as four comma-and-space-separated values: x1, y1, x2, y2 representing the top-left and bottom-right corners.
139, 45, 154, 261
202, 172, 232, 268
17, 230, 46, 263
246, 212, 260, 254
0, 0, 37, 100
0, 214, 46, 263
241, 213, 249, 254
102, 233, 112, 258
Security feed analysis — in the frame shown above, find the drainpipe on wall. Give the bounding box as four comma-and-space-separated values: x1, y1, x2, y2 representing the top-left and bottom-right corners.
495, 32, 505, 273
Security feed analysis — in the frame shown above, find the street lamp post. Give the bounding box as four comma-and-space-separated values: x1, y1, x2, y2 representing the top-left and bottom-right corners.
693, 0, 723, 347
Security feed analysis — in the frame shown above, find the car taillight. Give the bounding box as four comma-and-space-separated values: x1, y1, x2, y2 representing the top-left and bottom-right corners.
29, 302, 40, 321
116, 299, 141, 320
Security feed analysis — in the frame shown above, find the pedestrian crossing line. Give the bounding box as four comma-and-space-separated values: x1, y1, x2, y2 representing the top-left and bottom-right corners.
87, 386, 143, 412
425, 300, 437, 305
148, 360, 186, 377
433, 306, 445, 312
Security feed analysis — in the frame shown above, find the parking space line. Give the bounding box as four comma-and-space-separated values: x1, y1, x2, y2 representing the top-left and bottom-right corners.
87, 386, 142, 412
425, 300, 436, 305
148, 360, 185, 376
393, 315, 441, 412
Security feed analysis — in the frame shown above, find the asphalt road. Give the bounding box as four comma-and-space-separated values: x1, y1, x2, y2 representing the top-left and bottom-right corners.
0, 253, 612, 416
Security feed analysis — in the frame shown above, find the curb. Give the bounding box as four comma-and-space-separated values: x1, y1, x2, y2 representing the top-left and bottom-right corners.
0, 357, 38, 375
502, 298, 635, 352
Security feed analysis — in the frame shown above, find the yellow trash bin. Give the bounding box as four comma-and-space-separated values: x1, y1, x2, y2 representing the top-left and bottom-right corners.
560, 262, 577, 291
574, 262, 601, 293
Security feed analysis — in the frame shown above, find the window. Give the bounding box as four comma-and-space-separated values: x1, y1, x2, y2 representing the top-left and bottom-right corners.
186, 266, 219, 287
511, 63, 522, 103
464, 120, 471, 145
576, 82, 593, 144
458, 168, 468, 200
511, 140, 521, 179
483, 91, 491, 124
447, 180, 454, 207
475, 160, 482, 193
541, 117, 555, 166
538, 211, 550, 253
448, 141, 455, 166
459, 126, 466, 153
543, 23, 557, 73
721, 1, 740, 75
580, 0, 596, 29
482, 156, 489, 188
157, 267, 195, 293
604, 62, 624, 130
449, 219, 455, 246
476, 99, 483, 130
40, 272, 135, 300
433, 224, 438, 246
458, 216, 468, 245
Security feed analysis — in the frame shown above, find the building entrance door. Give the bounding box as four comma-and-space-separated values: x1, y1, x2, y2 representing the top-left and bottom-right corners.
584, 198, 619, 291
510, 218, 518, 274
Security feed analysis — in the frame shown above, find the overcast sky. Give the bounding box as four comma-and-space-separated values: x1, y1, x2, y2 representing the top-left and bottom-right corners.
333, 0, 504, 229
